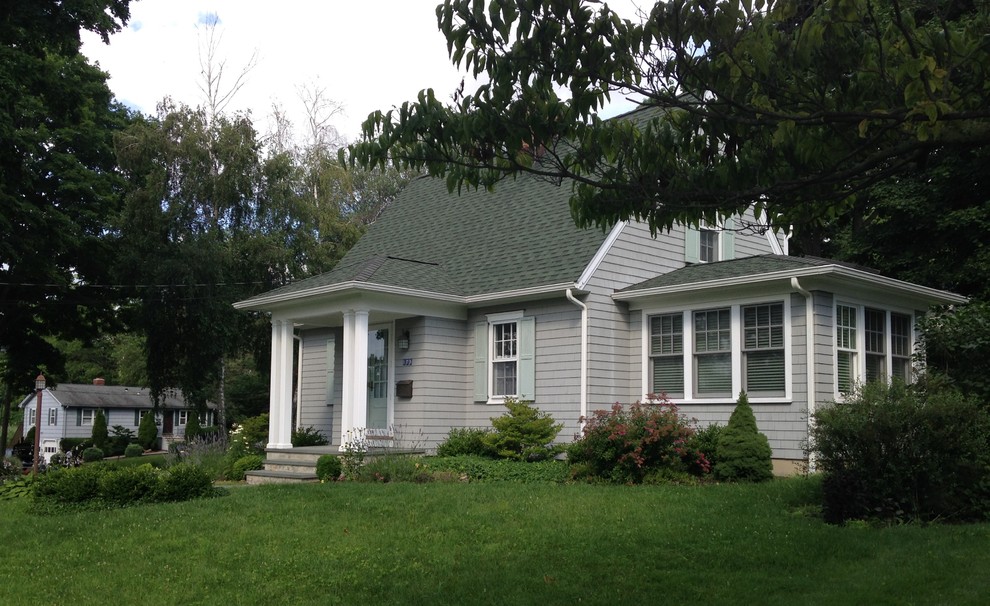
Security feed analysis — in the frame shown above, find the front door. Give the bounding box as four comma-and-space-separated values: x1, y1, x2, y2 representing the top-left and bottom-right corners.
367, 327, 390, 431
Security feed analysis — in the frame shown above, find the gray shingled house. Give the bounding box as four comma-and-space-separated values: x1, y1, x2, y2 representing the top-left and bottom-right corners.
19, 380, 216, 461
234, 174, 964, 474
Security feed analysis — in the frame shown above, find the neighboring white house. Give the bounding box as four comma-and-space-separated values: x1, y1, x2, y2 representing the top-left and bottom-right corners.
19, 379, 215, 461
234, 171, 964, 474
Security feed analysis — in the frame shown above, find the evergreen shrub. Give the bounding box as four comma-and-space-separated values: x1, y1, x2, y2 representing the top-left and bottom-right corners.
81, 447, 105, 463
124, 443, 144, 458
228, 454, 264, 481
292, 426, 329, 447
138, 411, 158, 451
91, 410, 109, 451
154, 463, 214, 502
714, 393, 773, 483
184, 411, 202, 441
810, 381, 990, 524
482, 398, 563, 461
436, 427, 494, 457
567, 395, 709, 483
316, 455, 342, 482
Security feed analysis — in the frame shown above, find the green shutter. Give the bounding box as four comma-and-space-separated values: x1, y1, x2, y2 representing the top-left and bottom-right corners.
76, 409, 82, 426
684, 227, 700, 263
326, 335, 336, 406
474, 322, 489, 402
518, 317, 536, 399
722, 217, 735, 260
134, 410, 140, 426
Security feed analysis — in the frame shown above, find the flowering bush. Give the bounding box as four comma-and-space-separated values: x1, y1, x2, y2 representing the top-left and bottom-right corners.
568, 395, 709, 484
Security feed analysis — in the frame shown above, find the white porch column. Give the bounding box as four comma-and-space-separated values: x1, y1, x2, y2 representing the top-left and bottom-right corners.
267, 318, 294, 449
339, 309, 370, 450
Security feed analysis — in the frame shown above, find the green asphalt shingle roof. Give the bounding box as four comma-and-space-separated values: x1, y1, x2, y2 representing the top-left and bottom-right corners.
618, 255, 875, 292
244, 173, 610, 302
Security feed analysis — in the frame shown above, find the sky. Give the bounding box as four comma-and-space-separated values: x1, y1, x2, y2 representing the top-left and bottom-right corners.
80, 0, 645, 145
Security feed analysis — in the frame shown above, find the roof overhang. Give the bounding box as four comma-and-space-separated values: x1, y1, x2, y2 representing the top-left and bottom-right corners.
613, 264, 967, 310
235, 280, 586, 327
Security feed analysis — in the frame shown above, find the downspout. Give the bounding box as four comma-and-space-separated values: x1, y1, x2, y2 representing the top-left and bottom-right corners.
294, 333, 302, 433
791, 277, 816, 471
565, 289, 589, 428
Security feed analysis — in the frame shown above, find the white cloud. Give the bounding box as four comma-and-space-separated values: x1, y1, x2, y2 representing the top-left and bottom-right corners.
82, 0, 645, 143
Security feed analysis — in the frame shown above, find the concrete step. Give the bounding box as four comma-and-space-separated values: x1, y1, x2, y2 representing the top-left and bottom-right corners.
263, 458, 318, 474
265, 449, 327, 463
244, 469, 319, 485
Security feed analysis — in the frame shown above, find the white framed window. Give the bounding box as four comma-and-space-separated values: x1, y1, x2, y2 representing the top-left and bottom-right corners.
48, 408, 58, 426
645, 301, 790, 403
177, 410, 189, 426
649, 314, 684, 398
835, 303, 916, 394
694, 308, 732, 397
491, 321, 518, 397
474, 311, 535, 403
685, 218, 736, 264
81, 409, 95, 426
743, 303, 786, 397
25, 408, 33, 427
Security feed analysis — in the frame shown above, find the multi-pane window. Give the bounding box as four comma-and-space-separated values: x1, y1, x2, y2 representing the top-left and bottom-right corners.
649, 314, 684, 398
890, 313, 912, 382
699, 229, 719, 263
178, 410, 189, 425
48, 408, 58, 426
836, 305, 857, 394
743, 303, 785, 396
694, 309, 732, 396
81, 409, 95, 426
865, 308, 886, 382
492, 321, 518, 397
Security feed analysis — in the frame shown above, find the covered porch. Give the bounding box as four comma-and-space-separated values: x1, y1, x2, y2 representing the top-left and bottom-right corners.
259, 287, 467, 451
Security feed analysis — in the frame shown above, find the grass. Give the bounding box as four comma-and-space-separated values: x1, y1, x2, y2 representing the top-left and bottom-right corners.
1, 477, 988, 605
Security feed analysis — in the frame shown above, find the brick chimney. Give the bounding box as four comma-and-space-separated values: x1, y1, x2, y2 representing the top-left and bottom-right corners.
93, 378, 106, 386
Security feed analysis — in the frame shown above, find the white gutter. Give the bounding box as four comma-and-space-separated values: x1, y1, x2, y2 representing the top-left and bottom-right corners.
791, 277, 816, 471
565, 288, 589, 428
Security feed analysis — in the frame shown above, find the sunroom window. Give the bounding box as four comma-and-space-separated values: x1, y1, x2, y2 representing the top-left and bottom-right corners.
743, 303, 785, 396
836, 305, 857, 394
890, 313, 912, 382
694, 309, 732, 397
649, 314, 684, 398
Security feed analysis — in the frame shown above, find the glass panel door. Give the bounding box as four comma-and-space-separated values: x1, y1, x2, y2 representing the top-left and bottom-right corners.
367, 328, 389, 430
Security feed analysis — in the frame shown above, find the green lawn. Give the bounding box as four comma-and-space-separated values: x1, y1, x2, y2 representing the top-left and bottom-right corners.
1, 477, 987, 605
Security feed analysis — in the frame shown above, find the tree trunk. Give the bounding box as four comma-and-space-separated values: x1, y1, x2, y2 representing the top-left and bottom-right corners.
0, 379, 10, 454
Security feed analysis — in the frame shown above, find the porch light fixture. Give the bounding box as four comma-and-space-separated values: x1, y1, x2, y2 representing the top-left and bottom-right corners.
33, 373, 45, 475
398, 330, 410, 351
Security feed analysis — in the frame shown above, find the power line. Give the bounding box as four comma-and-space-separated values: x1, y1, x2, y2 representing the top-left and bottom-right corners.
0, 281, 266, 289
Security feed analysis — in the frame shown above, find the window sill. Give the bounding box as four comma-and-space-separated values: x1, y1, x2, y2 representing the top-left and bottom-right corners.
671, 397, 792, 406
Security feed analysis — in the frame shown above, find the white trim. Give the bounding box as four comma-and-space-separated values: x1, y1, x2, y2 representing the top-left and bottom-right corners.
614, 264, 966, 304
832, 299, 917, 400
486, 310, 524, 323
640, 297, 793, 404
575, 221, 626, 290
791, 278, 817, 470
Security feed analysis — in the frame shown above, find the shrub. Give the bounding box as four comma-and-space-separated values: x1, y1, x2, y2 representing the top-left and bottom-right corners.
810, 381, 990, 524
292, 426, 329, 447
184, 411, 202, 441
688, 423, 724, 471
98, 466, 160, 506
109, 425, 135, 457
138, 411, 158, 451
236, 414, 269, 452
714, 393, 773, 483
355, 454, 424, 483
228, 454, 264, 481
568, 395, 708, 484
1, 457, 23, 484
60, 437, 90, 452
81, 447, 105, 463
33, 465, 108, 505
124, 443, 144, 458
482, 398, 563, 461
917, 302, 990, 402
154, 463, 214, 502
316, 455, 342, 482
436, 427, 494, 457
423, 455, 569, 483
91, 410, 109, 451
169, 436, 227, 480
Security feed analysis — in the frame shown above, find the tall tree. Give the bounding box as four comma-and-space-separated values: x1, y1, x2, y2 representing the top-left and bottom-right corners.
0, 0, 133, 451
348, 0, 990, 236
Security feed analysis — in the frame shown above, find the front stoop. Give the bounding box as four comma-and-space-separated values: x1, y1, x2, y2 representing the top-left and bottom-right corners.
244, 448, 326, 485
